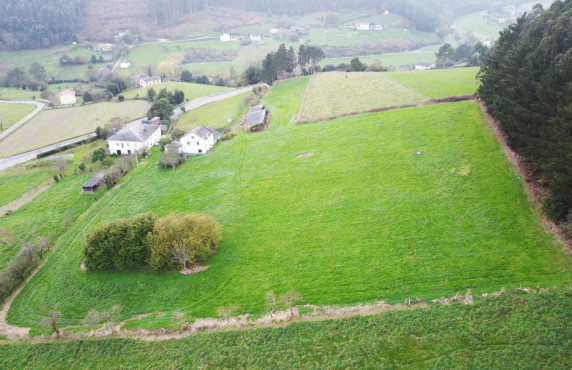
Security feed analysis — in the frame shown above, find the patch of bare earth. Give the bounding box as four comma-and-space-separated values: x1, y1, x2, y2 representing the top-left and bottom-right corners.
478, 101, 571, 253
180, 265, 209, 275
297, 153, 314, 158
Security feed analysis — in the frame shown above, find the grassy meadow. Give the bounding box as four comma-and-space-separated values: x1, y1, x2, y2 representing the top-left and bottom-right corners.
121, 81, 230, 101
320, 52, 436, 70
0, 102, 36, 131
385, 67, 480, 98
298, 72, 426, 122
176, 92, 250, 132
0, 171, 51, 208
7, 77, 571, 331
0, 101, 150, 157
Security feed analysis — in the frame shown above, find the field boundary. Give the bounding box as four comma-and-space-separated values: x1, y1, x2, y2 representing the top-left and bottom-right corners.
295, 94, 476, 124
477, 101, 571, 253
0, 179, 53, 216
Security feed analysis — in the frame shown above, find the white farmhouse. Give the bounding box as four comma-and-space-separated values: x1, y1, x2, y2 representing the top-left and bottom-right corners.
220, 33, 231, 42
415, 62, 435, 70
58, 89, 76, 105
180, 125, 221, 155
356, 23, 370, 30
250, 34, 262, 42
119, 61, 131, 69
140, 76, 161, 88
107, 122, 161, 155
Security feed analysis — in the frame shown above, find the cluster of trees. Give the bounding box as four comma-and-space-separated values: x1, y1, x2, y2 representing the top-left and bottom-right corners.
261, 44, 324, 84
478, 1, 572, 223
0, 0, 85, 50
147, 87, 185, 105
1, 63, 49, 90
435, 41, 489, 68
106, 77, 128, 97
83, 213, 222, 271
0, 235, 51, 303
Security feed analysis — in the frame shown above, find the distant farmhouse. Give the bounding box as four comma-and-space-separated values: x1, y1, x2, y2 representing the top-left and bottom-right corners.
140, 76, 161, 88
93, 43, 115, 52
220, 33, 261, 42
58, 89, 76, 105
355, 23, 386, 31
107, 121, 161, 155
180, 125, 221, 155
415, 62, 435, 70
243, 105, 268, 132
398, 65, 415, 71
119, 61, 131, 69
129, 73, 148, 87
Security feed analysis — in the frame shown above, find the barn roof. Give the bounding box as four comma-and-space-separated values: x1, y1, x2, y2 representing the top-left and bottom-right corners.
207, 127, 221, 142
181, 125, 213, 141
82, 173, 105, 188
245, 109, 266, 127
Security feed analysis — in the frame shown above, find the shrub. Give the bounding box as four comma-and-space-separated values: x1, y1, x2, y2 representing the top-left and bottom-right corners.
83, 213, 156, 270
148, 213, 222, 270
53, 175, 59, 183
117, 95, 125, 102
92, 148, 106, 162
223, 131, 236, 141
158, 138, 172, 151
79, 163, 86, 172
100, 157, 114, 168
322, 64, 336, 72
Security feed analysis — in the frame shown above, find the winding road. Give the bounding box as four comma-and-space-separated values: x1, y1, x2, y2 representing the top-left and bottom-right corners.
0, 87, 255, 172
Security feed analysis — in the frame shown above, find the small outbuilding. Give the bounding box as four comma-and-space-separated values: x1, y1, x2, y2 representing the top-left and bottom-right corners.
243, 105, 268, 132
81, 173, 105, 193
140, 76, 161, 88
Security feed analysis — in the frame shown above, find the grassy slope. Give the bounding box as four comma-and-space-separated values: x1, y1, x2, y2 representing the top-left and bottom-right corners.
7, 78, 570, 329
121, 81, 230, 100
385, 67, 480, 98
320, 52, 436, 69
0, 172, 51, 208
177, 92, 249, 132
0, 101, 150, 158
298, 72, 426, 121
0, 103, 36, 131
1, 289, 571, 368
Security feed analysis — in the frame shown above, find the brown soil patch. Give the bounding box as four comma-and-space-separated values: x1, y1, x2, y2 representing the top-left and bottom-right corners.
180, 265, 209, 275
297, 153, 314, 158
478, 101, 571, 253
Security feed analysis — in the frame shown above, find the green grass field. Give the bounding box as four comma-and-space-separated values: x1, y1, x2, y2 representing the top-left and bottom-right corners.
121, 81, 230, 101
320, 52, 436, 70
7, 77, 570, 331
0, 171, 51, 208
0, 102, 36, 131
1, 288, 570, 368
385, 67, 480, 98
177, 92, 250, 132
298, 72, 427, 121
0, 101, 150, 158
307, 27, 439, 47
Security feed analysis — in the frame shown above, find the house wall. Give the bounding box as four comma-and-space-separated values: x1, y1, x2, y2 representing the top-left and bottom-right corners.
140, 79, 161, 88
108, 129, 161, 155
180, 134, 213, 155
59, 94, 76, 105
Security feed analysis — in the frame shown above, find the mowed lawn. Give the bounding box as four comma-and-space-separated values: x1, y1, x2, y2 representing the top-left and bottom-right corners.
121, 81, 231, 101
8, 78, 571, 329
0, 101, 150, 157
0, 102, 36, 131
298, 72, 427, 122
385, 67, 481, 98
177, 92, 249, 132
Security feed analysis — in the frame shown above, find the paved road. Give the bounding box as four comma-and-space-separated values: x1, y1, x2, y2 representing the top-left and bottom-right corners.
0, 101, 45, 141
0, 133, 96, 172
170, 85, 255, 122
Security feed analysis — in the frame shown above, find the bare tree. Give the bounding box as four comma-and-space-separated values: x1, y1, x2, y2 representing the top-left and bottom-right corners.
169, 240, 192, 269
32, 237, 51, 259
54, 160, 68, 176
158, 149, 185, 172
101, 304, 122, 331
40, 306, 63, 336
279, 291, 302, 314
82, 309, 102, 332
265, 291, 277, 316
61, 209, 75, 230
118, 154, 134, 173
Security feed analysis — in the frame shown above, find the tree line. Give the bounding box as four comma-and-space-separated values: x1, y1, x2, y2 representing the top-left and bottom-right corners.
0, 0, 85, 50
478, 1, 572, 224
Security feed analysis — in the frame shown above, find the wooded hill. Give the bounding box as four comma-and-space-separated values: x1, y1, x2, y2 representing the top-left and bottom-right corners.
0, 0, 85, 50
478, 0, 572, 222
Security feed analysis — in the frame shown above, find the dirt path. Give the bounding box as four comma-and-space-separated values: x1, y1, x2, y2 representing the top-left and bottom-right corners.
0, 179, 53, 216
477, 101, 571, 253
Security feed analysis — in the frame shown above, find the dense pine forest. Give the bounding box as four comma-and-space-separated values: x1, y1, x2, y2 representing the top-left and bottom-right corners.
478, 0, 572, 223
0, 0, 85, 50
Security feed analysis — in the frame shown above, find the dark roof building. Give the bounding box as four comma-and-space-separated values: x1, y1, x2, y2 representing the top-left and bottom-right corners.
107, 122, 161, 143
81, 173, 105, 193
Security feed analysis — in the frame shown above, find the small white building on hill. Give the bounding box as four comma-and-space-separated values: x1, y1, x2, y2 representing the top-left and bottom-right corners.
107, 122, 161, 155
140, 76, 161, 88
59, 89, 76, 105
180, 125, 221, 155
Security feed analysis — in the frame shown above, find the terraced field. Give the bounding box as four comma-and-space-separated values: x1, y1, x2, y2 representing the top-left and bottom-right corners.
0, 103, 36, 131
6, 77, 570, 332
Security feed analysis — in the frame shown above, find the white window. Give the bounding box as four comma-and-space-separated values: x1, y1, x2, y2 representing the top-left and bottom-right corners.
197, 142, 199, 145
